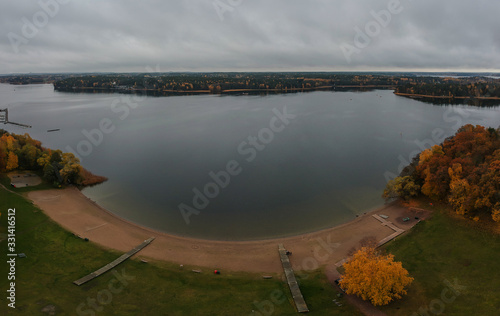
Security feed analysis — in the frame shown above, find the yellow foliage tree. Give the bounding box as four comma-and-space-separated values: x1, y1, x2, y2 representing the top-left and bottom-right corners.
0, 134, 18, 152
492, 203, 500, 222
6, 152, 19, 171
37, 152, 51, 168
448, 163, 471, 215
418, 145, 449, 199
448, 178, 471, 215
339, 247, 413, 306
418, 145, 444, 166
59, 153, 81, 183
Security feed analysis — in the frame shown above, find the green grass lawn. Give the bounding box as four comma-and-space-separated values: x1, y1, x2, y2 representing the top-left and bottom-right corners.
0, 184, 361, 315
380, 202, 500, 315
3, 175, 498, 316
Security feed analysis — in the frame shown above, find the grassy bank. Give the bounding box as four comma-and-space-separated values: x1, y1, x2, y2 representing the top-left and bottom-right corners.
380, 201, 500, 315
0, 184, 360, 315
4, 175, 498, 315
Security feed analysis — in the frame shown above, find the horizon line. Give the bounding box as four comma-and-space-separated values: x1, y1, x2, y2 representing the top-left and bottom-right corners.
2, 70, 500, 76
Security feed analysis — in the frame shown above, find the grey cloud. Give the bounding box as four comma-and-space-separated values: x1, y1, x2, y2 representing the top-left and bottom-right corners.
1, 0, 499, 73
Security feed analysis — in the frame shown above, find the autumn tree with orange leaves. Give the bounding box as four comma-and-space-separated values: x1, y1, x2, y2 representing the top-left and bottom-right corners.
339, 247, 413, 306
0, 129, 107, 187
6, 152, 18, 171
385, 124, 500, 222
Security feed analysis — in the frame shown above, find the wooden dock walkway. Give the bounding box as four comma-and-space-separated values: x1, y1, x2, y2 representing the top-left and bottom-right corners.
371, 215, 405, 247
335, 215, 406, 267
278, 244, 309, 313
73, 237, 155, 286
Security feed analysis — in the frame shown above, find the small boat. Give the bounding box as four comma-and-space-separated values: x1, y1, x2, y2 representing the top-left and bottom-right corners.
47, 129, 60, 132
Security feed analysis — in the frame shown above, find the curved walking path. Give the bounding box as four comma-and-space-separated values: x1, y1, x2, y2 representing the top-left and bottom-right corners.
325, 266, 388, 316
26, 187, 430, 273
327, 213, 410, 316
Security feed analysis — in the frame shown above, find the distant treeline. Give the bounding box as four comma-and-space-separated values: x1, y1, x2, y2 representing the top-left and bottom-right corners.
3, 72, 500, 102
50, 73, 500, 100
396, 81, 500, 98
0, 74, 72, 85
52, 73, 404, 93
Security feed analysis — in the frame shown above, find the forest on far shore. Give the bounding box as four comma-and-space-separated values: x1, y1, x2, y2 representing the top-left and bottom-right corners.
3, 72, 499, 101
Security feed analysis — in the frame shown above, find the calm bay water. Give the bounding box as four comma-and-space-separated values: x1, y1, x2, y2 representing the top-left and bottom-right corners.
2, 84, 500, 240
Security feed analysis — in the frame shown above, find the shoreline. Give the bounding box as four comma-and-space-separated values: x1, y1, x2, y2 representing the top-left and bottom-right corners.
394, 92, 500, 100
53, 85, 394, 95
77, 187, 385, 242
27, 187, 429, 273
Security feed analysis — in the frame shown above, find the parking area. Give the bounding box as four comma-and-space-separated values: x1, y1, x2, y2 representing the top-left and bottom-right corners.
9, 172, 42, 187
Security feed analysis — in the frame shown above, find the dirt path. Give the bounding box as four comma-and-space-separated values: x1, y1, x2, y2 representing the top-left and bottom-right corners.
27, 187, 429, 273
326, 265, 388, 316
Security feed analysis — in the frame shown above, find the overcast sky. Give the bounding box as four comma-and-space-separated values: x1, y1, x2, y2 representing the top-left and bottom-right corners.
1, 0, 499, 74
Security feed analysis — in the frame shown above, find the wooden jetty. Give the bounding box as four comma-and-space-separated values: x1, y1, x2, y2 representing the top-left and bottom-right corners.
73, 237, 155, 286
336, 215, 407, 268
278, 244, 309, 313
0, 108, 31, 128
372, 215, 406, 247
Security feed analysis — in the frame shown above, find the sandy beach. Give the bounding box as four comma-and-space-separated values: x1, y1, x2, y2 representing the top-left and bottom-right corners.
27, 187, 429, 273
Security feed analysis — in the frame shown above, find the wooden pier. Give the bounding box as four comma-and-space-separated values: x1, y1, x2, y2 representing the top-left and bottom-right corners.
335, 214, 407, 268
0, 108, 31, 128
278, 244, 309, 313
372, 215, 405, 246
73, 237, 155, 286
